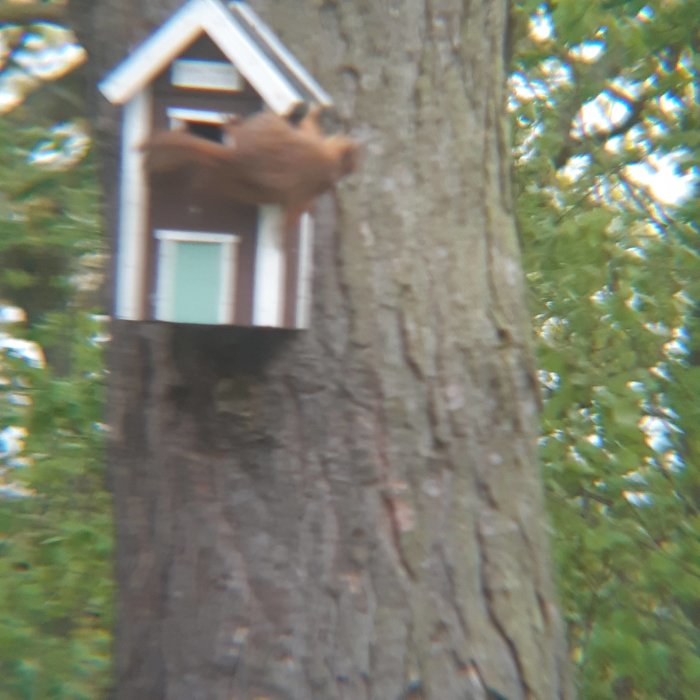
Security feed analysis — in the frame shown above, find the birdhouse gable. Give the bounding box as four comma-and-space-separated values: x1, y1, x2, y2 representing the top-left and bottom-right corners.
98, 0, 330, 115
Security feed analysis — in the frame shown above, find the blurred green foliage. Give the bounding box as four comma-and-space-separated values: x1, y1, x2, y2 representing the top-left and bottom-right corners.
0, 111, 101, 325
0, 315, 112, 699
512, 1, 700, 697
0, 16, 111, 699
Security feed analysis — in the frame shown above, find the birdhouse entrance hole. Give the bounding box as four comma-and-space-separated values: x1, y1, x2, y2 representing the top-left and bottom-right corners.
186, 120, 224, 142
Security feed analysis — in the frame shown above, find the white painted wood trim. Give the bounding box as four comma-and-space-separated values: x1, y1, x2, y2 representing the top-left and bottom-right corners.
200, 0, 300, 114
115, 88, 152, 320
253, 206, 285, 327
166, 107, 232, 125
233, 2, 333, 106
155, 230, 236, 244
219, 236, 239, 323
98, 0, 205, 105
171, 58, 242, 91
295, 213, 314, 329
154, 238, 176, 322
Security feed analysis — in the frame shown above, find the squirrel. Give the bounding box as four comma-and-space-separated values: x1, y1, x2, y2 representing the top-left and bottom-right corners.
143, 105, 358, 231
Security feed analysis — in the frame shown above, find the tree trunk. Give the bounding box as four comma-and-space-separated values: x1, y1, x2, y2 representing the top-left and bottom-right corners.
88, 1, 573, 698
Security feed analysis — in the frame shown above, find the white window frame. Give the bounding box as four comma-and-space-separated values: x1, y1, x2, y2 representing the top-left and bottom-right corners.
154, 229, 239, 324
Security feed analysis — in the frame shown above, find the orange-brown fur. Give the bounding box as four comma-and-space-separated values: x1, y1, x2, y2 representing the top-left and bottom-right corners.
143, 106, 358, 229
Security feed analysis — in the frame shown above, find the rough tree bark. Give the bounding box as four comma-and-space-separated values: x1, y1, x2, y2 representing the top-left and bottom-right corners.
84, 1, 573, 698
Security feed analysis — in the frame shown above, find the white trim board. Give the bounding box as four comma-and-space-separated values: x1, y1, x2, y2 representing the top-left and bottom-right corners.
115, 88, 152, 320
98, 0, 319, 115
229, 2, 332, 106
166, 107, 231, 124
155, 230, 237, 244
295, 212, 314, 329
99, 0, 204, 105
202, 0, 295, 114
171, 58, 242, 91
154, 237, 177, 322
253, 205, 285, 327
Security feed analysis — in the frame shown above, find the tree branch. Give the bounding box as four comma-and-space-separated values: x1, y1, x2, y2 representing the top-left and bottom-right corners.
616, 170, 673, 230
553, 92, 648, 169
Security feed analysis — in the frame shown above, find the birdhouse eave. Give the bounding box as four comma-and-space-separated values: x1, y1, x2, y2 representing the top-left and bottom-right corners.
98, 0, 331, 113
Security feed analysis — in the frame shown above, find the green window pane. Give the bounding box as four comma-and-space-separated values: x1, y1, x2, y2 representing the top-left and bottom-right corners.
172, 241, 222, 323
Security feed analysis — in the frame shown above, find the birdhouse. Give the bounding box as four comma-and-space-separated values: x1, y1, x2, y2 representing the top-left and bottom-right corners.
99, 0, 335, 328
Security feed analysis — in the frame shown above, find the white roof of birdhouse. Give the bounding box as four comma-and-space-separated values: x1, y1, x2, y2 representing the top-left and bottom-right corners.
98, 0, 331, 114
